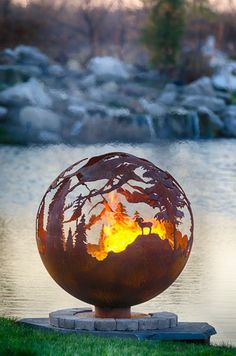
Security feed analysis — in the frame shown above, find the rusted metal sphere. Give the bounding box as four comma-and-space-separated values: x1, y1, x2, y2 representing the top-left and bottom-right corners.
36, 152, 193, 317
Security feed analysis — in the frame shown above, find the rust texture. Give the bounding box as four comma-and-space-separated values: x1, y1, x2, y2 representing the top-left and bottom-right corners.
36, 152, 193, 317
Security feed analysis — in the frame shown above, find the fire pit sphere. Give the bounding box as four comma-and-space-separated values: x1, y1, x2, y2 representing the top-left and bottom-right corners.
36, 152, 193, 318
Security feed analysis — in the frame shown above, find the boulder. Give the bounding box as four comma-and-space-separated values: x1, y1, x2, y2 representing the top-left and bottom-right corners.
0, 64, 42, 85
224, 117, 236, 137
223, 105, 236, 118
212, 61, 236, 92
87, 56, 130, 81
0, 78, 52, 108
68, 105, 87, 116
140, 98, 167, 117
47, 64, 65, 78
222, 105, 236, 137
38, 130, 61, 143
14, 45, 49, 68
198, 106, 224, 137
182, 95, 225, 112
184, 77, 215, 96
0, 106, 8, 120
79, 74, 96, 89
159, 91, 177, 105
19, 106, 61, 131
0, 48, 17, 64
107, 107, 131, 118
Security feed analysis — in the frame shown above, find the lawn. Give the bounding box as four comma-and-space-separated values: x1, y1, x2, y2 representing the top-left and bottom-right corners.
0, 318, 235, 356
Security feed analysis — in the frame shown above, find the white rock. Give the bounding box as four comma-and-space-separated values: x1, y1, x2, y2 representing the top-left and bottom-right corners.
48, 64, 65, 77
68, 105, 87, 116
224, 117, 236, 137
88, 56, 130, 81
159, 91, 177, 105
185, 77, 215, 96
140, 98, 166, 117
212, 61, 236, 92
67, 59, 81, 72
182, 95, 225, 112
0, 78, 52, 108
19, 106, 61, 131
0, 106, 8, 119
80, 74, 96, 88
15, 45, 49, 66
38, 130, 61, 143
107, 108, 130, 118
70, 121, 84, 135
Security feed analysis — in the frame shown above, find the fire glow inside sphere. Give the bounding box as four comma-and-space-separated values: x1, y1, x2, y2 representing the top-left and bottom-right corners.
36, 152, 193, 317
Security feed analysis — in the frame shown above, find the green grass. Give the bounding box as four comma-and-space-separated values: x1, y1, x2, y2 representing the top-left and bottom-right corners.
0, 318, 235, 356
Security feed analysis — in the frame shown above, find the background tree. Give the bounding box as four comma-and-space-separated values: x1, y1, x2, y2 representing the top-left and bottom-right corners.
66, 227, 74, 253
142, 0, 186, 73
74, 214, 87, 249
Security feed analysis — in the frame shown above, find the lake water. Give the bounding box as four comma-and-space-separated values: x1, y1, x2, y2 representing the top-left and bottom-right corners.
0, 140, 236, 346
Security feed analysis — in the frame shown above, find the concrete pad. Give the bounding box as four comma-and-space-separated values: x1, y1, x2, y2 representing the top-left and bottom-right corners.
18, 318, 217, 344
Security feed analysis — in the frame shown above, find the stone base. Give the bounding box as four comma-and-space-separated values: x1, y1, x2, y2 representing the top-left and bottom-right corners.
48, 308, 178, 331
19, 318, 216, 344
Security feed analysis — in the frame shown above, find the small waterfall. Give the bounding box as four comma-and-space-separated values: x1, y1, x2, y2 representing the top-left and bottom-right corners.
145, 115, 156, 140
190, 111, 200, 139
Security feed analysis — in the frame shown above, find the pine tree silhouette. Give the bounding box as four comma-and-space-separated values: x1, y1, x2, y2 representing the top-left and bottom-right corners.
74, 214, 87, 250
66, 227, 73, 253
114, 202, 128, 223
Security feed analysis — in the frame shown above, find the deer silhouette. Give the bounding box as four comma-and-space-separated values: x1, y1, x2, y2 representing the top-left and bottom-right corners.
135, 217, 153, 235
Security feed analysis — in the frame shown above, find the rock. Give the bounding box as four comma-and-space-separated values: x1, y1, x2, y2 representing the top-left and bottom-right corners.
79, 74, 96, 89
68, 105, 87, 116
14, 45, 49, 68
159, 91, 177, 105
212, 61, 236, 92
133, 69, 159, 82
223, 105, 236, 118
224, 117, 236, 137
94, 318, 116, 331
19, 106, 61, 131
47, 64, 65, 78
138, 318, 159, 331
182, 95, 225, 112
0, 78, 52, 108
49, 89, 68, 102
184, 77, 215, 96
222, 105, 236, 137
107, 108, 131, 118
0, 65, 42, 85
0, 48, 17, 64
150, 312, 178, 328
140, 98, 167, 117
0, 106, 8, 119
116, 319, 139, 331
67, 59, 81, 72
70, 121, 84, 135
87, 56, 130, 81
198, 106, 224, 137
75, 318, 95, 331
38, 130, 61, 143
122, 82, 155, 98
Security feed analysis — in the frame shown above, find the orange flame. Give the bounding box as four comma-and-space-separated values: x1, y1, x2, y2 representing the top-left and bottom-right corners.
86, 192, 187, 261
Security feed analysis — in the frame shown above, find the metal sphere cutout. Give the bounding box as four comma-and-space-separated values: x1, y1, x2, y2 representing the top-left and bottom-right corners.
36, 152, 193, 318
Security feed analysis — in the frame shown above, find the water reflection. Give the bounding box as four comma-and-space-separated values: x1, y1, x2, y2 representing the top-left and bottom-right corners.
0, 140, 236, 345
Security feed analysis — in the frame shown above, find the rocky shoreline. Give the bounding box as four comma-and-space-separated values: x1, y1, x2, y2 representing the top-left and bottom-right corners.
0, 45, 236, 144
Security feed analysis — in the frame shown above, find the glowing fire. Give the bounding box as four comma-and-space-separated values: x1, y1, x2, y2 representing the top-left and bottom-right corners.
86, 192, 188, 261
